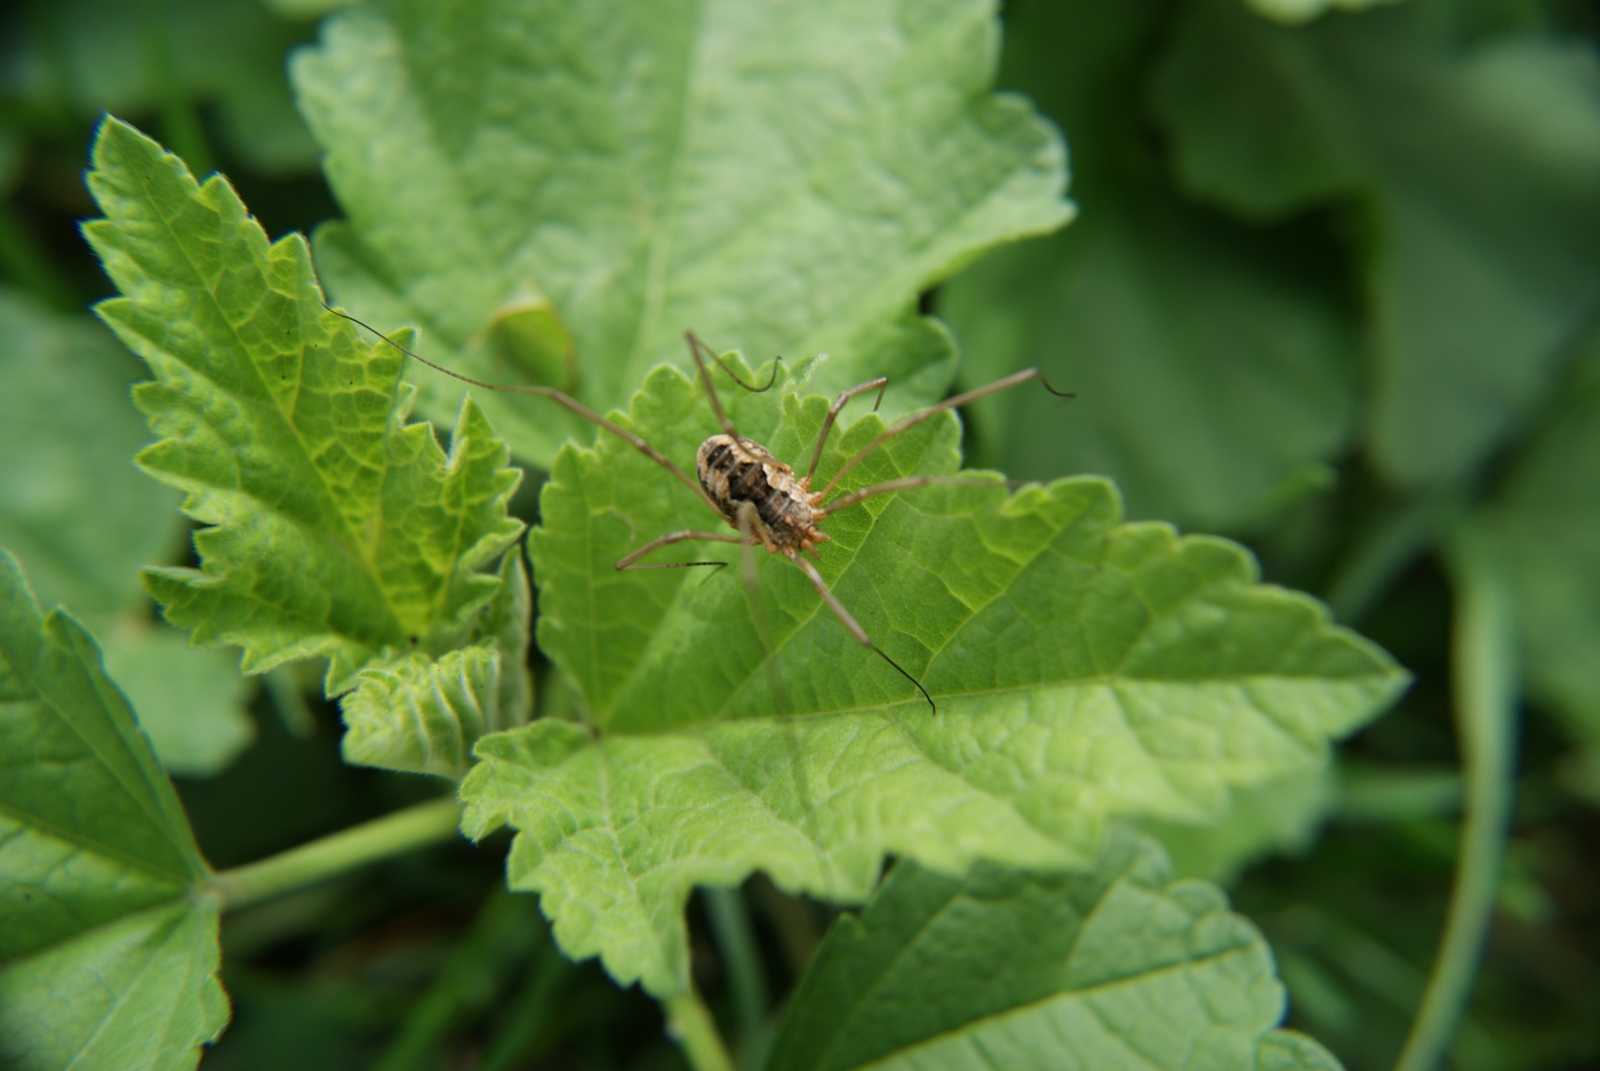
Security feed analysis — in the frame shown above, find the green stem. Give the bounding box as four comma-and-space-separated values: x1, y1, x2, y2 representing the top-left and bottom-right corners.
703, 886, 769, 1048
211, 797, 463, 910
664, 987, 736, 1071
1392, 528, 1519, 1071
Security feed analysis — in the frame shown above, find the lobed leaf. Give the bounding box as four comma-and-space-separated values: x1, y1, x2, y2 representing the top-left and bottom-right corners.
943, 0, 1356, 532
1149, 0, 1600, 489
343, 553, 533, 777
81, 118, 530, 770
461, 363, 1406, 996
291, 0, 1071, 467
0, 550, 224, 1070
769, 832, 1341, 1071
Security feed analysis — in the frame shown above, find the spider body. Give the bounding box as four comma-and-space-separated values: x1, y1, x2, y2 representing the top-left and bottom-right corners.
695, 434, 829, 556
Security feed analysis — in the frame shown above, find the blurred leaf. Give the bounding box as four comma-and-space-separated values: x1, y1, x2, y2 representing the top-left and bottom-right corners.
1475, 340, 1600, 773
485, 286, 577, 392
768, 832, 1341, 1071
0, 288, 258, 777
1246, 0, 1408, 28
101, 622, 256, 778
0, 550, 225, 1070
291, 0, 1071, 468
1150, 0, 1600, 489
1143, 766, 1336, 883
0, 287, 183, 621
944, 0, 1356, 532
82, 119, 528, 770
459, 358, 1406, 997
0, 0, 319, 174
262, 0, 348, 18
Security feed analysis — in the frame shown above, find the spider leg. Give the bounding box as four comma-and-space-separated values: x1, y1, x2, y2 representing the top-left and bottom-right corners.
787, 555, 936, 716
815, 368, 1073, 502
802, 376, 889, 488
817, 474, 1004, 518
615, 530, 751, 571
683, 331, 773, 443
328, 304, 728, 521
686, 331, 783, 394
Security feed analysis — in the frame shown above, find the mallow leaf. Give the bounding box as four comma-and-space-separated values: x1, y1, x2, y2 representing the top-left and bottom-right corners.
0, 286, 256, 778
459, 359, 1407, 996
291, 0, 1071, 468
769, 832, 1340, 1071
81, 118, 530, 773
944, 0, 1356, 532
1150, 0, 1600, 489
0, 550, 226, 1071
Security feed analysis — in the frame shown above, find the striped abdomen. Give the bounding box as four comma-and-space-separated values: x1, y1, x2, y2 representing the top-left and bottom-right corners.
695, 435, 822, 552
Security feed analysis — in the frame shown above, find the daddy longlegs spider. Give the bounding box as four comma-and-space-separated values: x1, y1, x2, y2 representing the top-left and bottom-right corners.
329, 306, 1072, 714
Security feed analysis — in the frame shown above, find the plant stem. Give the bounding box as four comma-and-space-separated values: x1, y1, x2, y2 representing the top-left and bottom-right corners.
1392, 528, 1519, 1071
211, 796, 463, 910
703, 885, 769, 1048
664, 987, 736, 1071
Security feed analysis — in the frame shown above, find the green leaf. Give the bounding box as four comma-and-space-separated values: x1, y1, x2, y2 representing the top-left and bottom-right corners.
1143, 767, 1336, 883
0, 287, 257, 777
1474, 339, 1600, 773
1244, 0, 1406, 27
459, 362, 1406, 996
100, 624, 256, 779
0, 287, 183, 622
768, 832, 1341, 1071
1, 0, 319, 173
944, 0, 1356, 532
0, 549, 225, 1070
1149, 0, 1600, 488
290, 0, 1071, 467
81, 118, 529, 768
343, 552, 532, 778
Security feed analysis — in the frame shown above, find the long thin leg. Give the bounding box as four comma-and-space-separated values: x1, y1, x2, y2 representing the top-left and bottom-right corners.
815, 368, 1073, 503
684, 331, 780, 443
328, 305, 728, 520
686, 331, 782, 394
788, 556, 935, 715
803, 377, 888, 487
616, 530, 751, 571
817, 474, 1005, 518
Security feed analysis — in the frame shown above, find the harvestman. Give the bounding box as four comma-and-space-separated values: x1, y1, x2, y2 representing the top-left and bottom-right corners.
331, 308, 1071, 713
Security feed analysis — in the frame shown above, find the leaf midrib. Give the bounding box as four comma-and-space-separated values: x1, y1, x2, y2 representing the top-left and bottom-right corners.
127, 167, 412, 644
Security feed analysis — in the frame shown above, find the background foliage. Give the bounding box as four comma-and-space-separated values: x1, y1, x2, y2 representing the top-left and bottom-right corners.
0, 0, 1596, 1069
